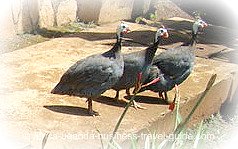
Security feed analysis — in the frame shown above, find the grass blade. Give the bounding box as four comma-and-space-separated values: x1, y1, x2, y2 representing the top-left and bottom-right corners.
108, 72, 144, 148
144, 135, 150, 149
130, 135, 138, 149
96, 128, 105, 149
193, 120, 204, 149
174, 74, 217, 135
41, 133, 50, 149
174, 84, 182, 130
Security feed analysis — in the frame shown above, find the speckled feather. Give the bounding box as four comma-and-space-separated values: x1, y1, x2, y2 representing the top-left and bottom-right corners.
139, 42, 196, 94
51, 42, 124, 97
112, 41, 160, 91
153, 46, 195, 79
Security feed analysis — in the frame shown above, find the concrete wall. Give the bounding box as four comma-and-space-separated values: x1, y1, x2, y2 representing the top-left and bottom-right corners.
76, 0, 135, 24
98, 0, 135, 24
131, 0, 152, 19
4, 0, 77, 34
1, 0, 194, 35
4, 0, 138, 34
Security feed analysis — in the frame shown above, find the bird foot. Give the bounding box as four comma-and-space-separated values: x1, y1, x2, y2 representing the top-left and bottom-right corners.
116, 98, 128, 104
132, 100, 147, 110
88, 110, 100, 116
158, 92, 165, 100
169, 102, 175, 111
87, 98, 100, 116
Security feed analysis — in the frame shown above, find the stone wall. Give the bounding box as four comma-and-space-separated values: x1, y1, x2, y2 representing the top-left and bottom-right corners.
1, 0, 194, 35
131, 0, 152, 19
6, 0, 138, 34
5, 0, 77, 34
98, 0, 134, 24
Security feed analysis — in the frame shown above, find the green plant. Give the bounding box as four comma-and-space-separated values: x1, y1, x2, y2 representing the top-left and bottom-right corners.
135, 17, 143, 24
41, 133, 50, 149
149, 13, 157, 21
103, 74, 217, 149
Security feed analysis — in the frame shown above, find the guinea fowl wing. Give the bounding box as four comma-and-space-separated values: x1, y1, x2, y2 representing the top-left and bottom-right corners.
52, 54, 122, 97
112, 50, 147, 90
153, 47, 194, 79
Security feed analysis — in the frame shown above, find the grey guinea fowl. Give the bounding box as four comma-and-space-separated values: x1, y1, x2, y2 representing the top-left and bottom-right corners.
112, 26, 169, 108
139, 19, 208, 109
51, 22, 130, 116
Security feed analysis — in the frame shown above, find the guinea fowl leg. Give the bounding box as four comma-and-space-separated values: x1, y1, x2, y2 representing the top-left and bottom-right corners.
169, 84, 179, 111
158, 92, 169, 104
164, 92, 169, 103
115, 91, 120, 100
126, 88, 131, 96
158, 92, 164, 99
114, 90, 128, 103
87, 98, 100, 116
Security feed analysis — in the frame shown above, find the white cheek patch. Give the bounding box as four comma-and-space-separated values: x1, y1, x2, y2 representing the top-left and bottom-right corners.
193, 20, 203, 34
116, 23, 129, 37
155, 28, 168, 42
193, 24, 199, 34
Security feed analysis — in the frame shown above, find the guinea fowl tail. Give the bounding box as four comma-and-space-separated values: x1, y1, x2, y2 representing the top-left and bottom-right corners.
51, 83, 71, 95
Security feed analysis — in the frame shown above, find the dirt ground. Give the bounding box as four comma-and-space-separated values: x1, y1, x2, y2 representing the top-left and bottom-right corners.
0, 19, 238, 149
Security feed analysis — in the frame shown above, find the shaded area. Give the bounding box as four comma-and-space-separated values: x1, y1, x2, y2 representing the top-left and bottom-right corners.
124, 95, 168, 105
37, 19, 238, 50
44, 105, 91, 116
171, 0, 238, 29
220, 73, 238, 121
96, 94, 168, 106
36, 27, 189, 47
93, 96, 126, 108
76, 0, 102, 23
209, 50, 238, 64
22, 0, 40, 33
161, 19, 238, 49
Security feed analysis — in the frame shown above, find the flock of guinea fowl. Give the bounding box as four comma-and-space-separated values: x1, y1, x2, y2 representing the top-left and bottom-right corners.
51, 17, 208, 116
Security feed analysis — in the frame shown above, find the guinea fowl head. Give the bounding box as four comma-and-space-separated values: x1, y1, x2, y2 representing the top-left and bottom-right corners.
189, 19, 208, 46
116, 22, 130, 40
155, 26, 169, 43
105, 22, 130, 55
192, 19, 208, 35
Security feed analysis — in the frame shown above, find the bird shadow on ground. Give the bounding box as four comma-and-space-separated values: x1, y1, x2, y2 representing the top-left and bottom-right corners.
124, 95, 168, 105
44, 105, 92, 116
93, 96, 127, 107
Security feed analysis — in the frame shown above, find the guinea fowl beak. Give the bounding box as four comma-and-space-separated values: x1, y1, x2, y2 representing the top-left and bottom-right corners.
163, 32, 169, 38
124, 28, 131, 34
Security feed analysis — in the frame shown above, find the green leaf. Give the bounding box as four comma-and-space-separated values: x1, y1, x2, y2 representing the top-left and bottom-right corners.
193, 120, 204, 149
41, 133, 50, 149
144, 135, 151, 149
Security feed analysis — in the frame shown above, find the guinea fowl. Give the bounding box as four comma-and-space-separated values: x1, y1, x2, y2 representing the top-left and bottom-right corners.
51, 22, 130, 116
138, 19, 208, 108
112, 26, 169, 108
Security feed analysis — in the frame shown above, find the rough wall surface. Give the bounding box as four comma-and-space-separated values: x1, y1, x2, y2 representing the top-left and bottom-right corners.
154, 0, 193, 20
1, 0, 194, 34
131, 0, 152, 19
98, 0, 135, 24
76, 0, 102, 22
